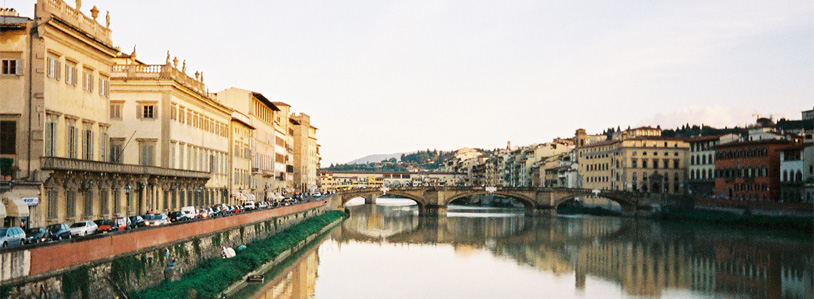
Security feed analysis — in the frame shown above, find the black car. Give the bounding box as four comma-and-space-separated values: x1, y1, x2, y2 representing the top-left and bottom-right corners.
45, 223, 72, 241
24, 227, 49, 244
129, 215, 146, 228
168, 211, 185, 222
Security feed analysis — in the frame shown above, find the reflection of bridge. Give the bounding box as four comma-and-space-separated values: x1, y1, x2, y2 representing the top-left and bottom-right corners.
332, 186, 691, 216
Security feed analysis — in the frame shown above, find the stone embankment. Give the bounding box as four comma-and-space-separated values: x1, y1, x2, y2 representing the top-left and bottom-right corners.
0, 201, 330, 299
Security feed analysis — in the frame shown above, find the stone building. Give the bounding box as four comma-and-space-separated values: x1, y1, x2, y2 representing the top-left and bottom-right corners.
687, 134, 739, 197
229, 111, 255, 203
714, 139, 797, 202
577, 136, 689, 194
215, 88, 282, 201
291, 113, 319, 193
108, 51, 231, 213
0, 0, 146, 227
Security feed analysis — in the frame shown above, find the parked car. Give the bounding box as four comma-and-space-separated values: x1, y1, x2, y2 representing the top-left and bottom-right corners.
69, 221, 98, 237
0, 227, 26, 248
94, 219, 116, 233
129, 215, 146, 229
45, 223, 72, 241
111, 217, 131, 231
243, 200, 256, 211
180, 206, 197, 220
197, 209, 210, 219
313, 192, 322, 197
168, 211, 185, 222
24, 227, 49, 244
144, 214, 170, 226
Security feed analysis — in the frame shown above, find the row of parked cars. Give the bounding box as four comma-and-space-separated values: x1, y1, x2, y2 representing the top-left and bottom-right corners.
1, 200, 290, 249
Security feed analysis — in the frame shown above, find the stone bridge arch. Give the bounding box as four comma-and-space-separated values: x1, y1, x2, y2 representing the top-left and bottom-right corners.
550, 190, 640, 212
340, 190, 427, 210
443, 191, 536, 210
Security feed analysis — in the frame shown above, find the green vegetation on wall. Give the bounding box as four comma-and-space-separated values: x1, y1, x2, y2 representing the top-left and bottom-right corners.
62, 265, 91, 299
133, 210, 345, 299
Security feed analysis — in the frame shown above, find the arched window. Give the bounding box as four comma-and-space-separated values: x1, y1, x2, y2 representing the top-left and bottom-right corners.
796, 170, 803, 182
783, 170, 788, 182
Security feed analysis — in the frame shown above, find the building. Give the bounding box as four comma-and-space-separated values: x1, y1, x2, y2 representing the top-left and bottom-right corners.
714, 140, 797, 202
215, 88, 282, 201
272, 102, 295, 194
228, 111, 255, 203
780, 144, 813, 203
325, 171, 466, 189
291, 113, 319, 193
687, 134, 740, 197
577, 136, 689, 194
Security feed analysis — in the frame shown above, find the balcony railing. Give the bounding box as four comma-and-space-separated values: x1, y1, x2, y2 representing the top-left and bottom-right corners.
43, 0, 113, 45
41, 157, 210, 179
110, 64, 214, 99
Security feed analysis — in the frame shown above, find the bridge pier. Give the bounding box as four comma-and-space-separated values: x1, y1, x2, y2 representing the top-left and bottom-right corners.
364, 195, 378, 205
421, 205, 447, 217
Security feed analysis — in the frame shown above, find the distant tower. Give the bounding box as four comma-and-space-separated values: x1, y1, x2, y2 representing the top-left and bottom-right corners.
507, 141, 511, 150
575, 129, 587, 148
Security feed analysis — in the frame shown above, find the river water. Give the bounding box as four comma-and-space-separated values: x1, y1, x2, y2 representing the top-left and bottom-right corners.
234, 198, 813, 299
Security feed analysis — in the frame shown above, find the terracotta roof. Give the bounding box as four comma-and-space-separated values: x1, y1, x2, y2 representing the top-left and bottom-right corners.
252, 92, 280, 111
715, 139, 795, 149
687, 135, 727, 142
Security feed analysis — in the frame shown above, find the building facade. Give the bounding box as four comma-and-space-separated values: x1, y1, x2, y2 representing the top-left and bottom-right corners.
687, 134, 739, 197
291, 113, 319, 193
714, 140, 796, 202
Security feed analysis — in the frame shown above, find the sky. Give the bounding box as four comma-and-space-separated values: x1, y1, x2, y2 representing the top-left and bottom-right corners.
5, 0, 813, 165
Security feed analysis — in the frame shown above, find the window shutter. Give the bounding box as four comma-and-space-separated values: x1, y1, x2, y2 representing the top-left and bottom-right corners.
72, 68, 78, 86
15, 59, 23, 76
55, 61, 61, 80
136, 105, 142, 119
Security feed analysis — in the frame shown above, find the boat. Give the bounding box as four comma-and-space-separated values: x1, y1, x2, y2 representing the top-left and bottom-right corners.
246, 274, 264, 283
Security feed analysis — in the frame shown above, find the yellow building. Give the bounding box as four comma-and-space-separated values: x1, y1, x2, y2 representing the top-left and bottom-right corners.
0, 1, 126, 227
272, 102, 294, 194
578, 136, 689, 194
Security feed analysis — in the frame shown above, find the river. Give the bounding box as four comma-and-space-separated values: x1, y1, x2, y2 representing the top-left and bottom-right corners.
233, 198, 813, 299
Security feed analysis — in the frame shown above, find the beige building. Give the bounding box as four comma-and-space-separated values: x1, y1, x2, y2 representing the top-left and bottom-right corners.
216, 88, 282, 201
228, 111, 254, 204
578, 136, 689, 194
291, 113, 319, 193
109, 50, 233, 213
0, 1, 133, 227
273, 102, 295, 193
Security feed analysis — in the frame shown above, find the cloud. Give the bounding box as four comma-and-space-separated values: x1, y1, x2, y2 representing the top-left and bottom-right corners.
636, 105, 803, 129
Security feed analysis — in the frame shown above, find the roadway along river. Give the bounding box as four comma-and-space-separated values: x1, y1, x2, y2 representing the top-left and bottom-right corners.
233, 198, 813, 299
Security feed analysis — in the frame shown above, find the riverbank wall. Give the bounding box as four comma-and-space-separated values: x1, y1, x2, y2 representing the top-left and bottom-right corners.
0, 201, 330, 299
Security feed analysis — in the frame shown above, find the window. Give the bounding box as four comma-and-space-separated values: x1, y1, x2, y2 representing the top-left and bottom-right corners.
1, 59, 21, 75
82, 125, 93, 160
99, 189, 108, 215
179, 107, 186, 123
171, 104, 177, 120
110, 103, 122, 120
65, 63, 78, 86
98, 76, 110, 97
0, 121, 16, 155
66, 119, 78, 158
66, 190, 75, 219
47, 190, 58, 219
82, 69, 94, 92
110, 138, 124, 163
99, 127, 108, 162
137, 104, 156, 119
83, 190, 93, 218
47, 56, 61, 80
45, 115, 57, 156
139, 141, 155, 166
112, 190, 120, 214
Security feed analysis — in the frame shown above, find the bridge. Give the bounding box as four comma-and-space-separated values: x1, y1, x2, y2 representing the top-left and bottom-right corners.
331, 186, 691, 216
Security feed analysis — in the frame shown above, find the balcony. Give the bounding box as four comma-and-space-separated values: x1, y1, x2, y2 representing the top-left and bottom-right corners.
41, 157, 210, 179
110, 64, 214, 100
43, 0, 112, 45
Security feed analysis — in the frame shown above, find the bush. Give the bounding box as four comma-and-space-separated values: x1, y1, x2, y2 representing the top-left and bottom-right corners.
133, 211, 345, 299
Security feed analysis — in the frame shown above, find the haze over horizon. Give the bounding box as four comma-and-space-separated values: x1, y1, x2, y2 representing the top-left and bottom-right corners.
6, 0, 812, 165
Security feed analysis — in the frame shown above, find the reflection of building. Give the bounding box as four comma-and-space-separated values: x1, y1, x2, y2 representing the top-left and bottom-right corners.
256, 246, 320, 299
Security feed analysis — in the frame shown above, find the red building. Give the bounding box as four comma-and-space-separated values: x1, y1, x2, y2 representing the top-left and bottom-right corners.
714, 139, 797, 202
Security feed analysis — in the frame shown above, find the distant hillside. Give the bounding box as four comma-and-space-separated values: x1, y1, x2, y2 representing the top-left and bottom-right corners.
325, 149, 452, 172
346, 152, 410, 165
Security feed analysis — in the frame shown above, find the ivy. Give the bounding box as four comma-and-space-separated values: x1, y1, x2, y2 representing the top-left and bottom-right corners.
62, 265, 91, 299
239, 226, 245, 241
111, 255, 147, 287
0, 284, 14, 299
212, 234, 222, 248
192, 238, 202, 257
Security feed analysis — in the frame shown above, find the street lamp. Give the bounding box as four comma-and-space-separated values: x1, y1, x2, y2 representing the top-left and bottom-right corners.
124, 184, 131, 195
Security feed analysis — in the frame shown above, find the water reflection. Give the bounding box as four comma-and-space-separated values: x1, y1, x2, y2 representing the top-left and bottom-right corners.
247, 199, 813, 299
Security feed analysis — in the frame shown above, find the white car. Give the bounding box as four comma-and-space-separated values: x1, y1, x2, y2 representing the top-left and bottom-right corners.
180, 206, 198, 220
69, 221, 98, 237
313, 192, 322, 197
